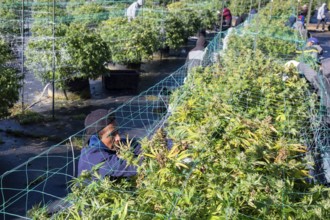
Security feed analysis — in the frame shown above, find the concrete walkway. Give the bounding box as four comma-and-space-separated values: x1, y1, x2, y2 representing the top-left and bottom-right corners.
310, 30, 330, 60
307, 20, 330, 60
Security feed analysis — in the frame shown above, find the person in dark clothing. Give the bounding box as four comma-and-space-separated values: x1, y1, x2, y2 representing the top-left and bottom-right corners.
78, 109, 140, 179
286, 15, 297, 28
296, 37, 323, 61
218, 6, 232, 27
300, 4, 308, 17
250, 8, 257, 15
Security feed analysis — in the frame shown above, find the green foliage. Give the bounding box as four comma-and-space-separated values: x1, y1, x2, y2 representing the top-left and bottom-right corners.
31, 0, 69, 28
168, 109, 316, 218
228, 32, 297, 60
298, 53, 320, 71
178, 49, 312, 138
66, 1, 110, 27
0, 38, 21, 119
156, 0, 179, 6
227, 0, 302, 59
27, 203, 49, 220
0, 0, 21, 36
228, 0, 270, 16
28, 0, 330, 219
99, 14, 160, 64
164, 0, 221, 48
299, 0, 320, 11
259, 0, 299, 19
26, 1, 68, 88
64, 24, 110, 79
164, 8, 201, 49
116, 137, 139, 166
26, 23, 109, 88
0, 38, 14, 61
25, 23, 67, 86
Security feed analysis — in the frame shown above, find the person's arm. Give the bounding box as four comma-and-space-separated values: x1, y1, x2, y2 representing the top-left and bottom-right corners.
297, 62, 320, 91
78, 143, 138, 178
315, 45, 323, 55
98, 150, 138, 177
99, 139, 141, 177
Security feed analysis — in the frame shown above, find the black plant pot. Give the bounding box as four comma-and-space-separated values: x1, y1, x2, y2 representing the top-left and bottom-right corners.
102, 69, 140, 91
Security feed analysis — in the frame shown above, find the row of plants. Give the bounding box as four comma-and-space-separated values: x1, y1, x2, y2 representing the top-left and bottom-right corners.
0, 0, 278, 96
29, 0, 330, 219
0, 0, 219, 115
227, 0, 269, 16
23, 0, 220, 90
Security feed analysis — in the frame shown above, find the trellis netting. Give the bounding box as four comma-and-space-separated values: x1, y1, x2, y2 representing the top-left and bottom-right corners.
0, 27, 222, 219
1, 0, 330, 219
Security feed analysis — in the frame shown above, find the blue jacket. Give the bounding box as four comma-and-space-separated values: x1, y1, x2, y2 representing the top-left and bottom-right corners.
77, 135, 140, 178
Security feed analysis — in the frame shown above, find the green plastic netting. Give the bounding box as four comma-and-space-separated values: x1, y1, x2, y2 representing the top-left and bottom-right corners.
0, 29, 223, 220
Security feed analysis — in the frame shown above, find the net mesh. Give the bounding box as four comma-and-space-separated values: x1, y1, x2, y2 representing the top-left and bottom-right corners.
1, 0, 330, 219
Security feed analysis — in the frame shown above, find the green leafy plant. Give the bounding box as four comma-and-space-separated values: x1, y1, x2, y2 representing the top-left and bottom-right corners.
27, 0, 110, 91
99, 14, 160, 65
116, 136, 139, 166
29, 1, 330, 219
0, 0, 21, 37
66, 0, 110, 28
25, 23, 110, 89
164, 2, 201, 49
0, 38, 21, 119
27, 203, 49, 220
228, 0, 270, 16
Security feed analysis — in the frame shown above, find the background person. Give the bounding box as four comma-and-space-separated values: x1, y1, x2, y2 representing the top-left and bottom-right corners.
293, 15, 307, 38
126, 0, 144, 22
78, 109, 140, 179
286, 15, 297, 28
316, 3, 327, 32
300, 4, 308, 17
186, 32, 206, 71
217, 6, 232, 29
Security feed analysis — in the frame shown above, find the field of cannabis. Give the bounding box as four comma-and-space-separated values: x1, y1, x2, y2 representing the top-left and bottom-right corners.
18, 0, 330, 219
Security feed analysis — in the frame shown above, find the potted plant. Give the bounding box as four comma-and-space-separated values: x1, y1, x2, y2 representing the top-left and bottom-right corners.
164, 2, 201, 51
25, 22, 110, 99
98, 14, 160, 90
